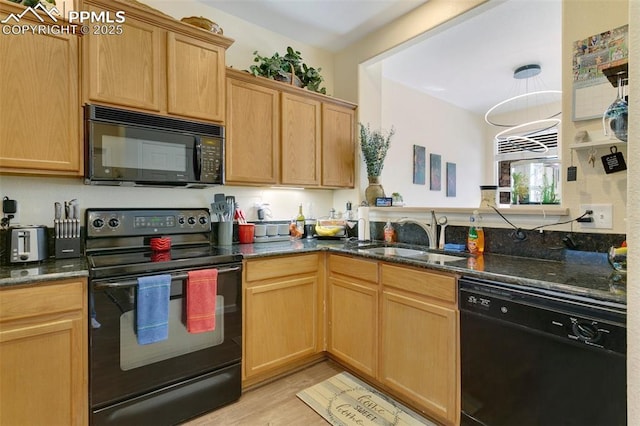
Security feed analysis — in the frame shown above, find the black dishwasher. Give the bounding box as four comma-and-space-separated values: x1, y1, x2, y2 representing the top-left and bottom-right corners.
459, 277, 626, 426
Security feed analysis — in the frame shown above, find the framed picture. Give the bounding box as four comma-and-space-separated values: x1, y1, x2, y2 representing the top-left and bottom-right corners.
430, 153, 441, 191
446, 162, 456, 197
413, 145, 426, 185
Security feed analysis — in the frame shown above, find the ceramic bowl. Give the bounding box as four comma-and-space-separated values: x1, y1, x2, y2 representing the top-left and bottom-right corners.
277, 224, 290, 235
254, 224, 267, 237
266, 224, 278, 236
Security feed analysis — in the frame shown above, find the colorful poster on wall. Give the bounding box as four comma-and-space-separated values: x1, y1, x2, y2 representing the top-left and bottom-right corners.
572, 24, 628, 121
413, 145, 426, 185
430, 153, 441, 191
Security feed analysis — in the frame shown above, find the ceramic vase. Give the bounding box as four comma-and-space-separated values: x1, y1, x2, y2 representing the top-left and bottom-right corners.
365, 176, 385, 206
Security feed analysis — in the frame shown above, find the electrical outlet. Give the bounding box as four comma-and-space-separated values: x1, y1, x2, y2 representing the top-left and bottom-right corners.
579, 204, 613, 229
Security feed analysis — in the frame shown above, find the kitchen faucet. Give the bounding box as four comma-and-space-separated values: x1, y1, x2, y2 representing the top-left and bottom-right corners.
397, 210, 437, 249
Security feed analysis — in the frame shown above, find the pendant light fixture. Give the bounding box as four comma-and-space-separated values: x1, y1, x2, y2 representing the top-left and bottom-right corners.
485, 64, 562, 153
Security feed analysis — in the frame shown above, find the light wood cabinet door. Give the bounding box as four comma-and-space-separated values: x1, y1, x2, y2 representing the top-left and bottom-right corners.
225, 77, 280, 184
0, 3, 81, 175
281, 92, 321, 186
322, 103, 355, 187
244, 276, 319, 378
243, 254, 322, 384
84, 5, 163, 111
327, 255, 378, 377
380, 266, 458, 426
0, 279, 87, 426
167, 32, 225, 122
328, 276, 378, 377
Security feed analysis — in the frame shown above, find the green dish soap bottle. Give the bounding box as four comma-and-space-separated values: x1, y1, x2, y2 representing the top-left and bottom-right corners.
467, 210, 485, 254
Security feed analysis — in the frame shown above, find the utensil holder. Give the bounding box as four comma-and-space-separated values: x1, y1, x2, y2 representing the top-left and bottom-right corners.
218, 222, 233, 246
55, 236, 81, 259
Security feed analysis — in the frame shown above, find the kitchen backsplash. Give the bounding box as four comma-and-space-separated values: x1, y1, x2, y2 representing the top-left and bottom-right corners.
370, 221, 626, 261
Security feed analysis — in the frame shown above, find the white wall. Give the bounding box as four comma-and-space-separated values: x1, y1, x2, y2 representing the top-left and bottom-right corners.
374, 77, 485, 207
561, 1, 628, 234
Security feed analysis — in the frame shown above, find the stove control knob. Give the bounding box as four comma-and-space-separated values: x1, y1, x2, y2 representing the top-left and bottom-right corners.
198, 216, 208, 225
92, 218, 105, 229
178, 216, 186, 225
108, 218, 120, 228
187, 216, 196, 225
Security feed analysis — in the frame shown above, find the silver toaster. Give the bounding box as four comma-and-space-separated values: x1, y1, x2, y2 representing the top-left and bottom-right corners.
9, 226, 48, 263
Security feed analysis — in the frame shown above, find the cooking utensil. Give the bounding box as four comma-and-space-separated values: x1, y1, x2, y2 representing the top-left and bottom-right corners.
54, 202, 62, 238
211, 201, 227, 221
71, 199, 80, 238
225, 196, 235, 221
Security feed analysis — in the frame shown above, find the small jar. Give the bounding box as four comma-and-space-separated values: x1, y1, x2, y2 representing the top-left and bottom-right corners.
479, 185, 498, 208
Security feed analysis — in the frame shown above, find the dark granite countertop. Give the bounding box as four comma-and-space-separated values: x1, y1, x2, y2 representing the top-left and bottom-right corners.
0, 239, 626, 307
0, 257, 89, 287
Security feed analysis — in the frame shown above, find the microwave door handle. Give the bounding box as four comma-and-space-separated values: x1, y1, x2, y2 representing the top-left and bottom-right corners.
93, 266, 241, 289
194, 136, 202, 180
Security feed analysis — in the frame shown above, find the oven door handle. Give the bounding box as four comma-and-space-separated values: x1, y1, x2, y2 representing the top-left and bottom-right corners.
93, 266, 241, 289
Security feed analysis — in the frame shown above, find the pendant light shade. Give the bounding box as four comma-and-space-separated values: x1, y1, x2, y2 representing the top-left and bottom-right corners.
485, 63, 562, 153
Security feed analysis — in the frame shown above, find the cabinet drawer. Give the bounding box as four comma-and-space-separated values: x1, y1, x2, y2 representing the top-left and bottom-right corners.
245, 254, 319, 282
329, 254, 378, 283
0, 279, 85, 322
381, 264, 456, 304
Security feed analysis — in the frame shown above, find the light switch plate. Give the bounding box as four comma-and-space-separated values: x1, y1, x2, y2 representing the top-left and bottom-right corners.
579, 204, 613, 229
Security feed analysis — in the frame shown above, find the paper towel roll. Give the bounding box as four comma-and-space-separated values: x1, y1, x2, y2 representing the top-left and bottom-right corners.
357, 207, 370, 241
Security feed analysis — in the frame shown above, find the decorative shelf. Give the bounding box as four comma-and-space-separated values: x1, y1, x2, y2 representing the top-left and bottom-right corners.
602, 63, 628, 87
569, 139, 627, 150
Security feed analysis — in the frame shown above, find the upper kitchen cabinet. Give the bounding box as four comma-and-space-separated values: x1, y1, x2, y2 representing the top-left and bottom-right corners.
225, 74, 280, 184
281, 93, 321, 186
225, 68, 357, 188
80, 0, 233, 123
322, 102, 355, 187
0, 1, 81, 176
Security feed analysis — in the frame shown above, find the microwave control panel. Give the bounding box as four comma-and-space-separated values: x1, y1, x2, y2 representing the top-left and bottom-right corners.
200, 137, 223, 183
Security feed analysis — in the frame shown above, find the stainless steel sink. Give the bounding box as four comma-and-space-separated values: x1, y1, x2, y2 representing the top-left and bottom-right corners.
359, 246, 465, 263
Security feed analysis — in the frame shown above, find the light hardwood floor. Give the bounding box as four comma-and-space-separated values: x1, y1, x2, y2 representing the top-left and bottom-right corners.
183, 360, 343, 425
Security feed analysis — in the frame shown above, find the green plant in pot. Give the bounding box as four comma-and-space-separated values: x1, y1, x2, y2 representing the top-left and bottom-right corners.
360, 122, 395, 206
249, 46, 326, 94
511, 172, 529, 204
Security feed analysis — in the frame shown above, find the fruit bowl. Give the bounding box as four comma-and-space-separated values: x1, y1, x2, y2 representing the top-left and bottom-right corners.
315, 219, 346, 237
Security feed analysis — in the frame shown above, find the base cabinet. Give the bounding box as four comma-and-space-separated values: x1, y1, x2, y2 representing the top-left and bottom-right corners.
326, 255, 459, 426
243, 254, 323, 385
327, 255, 378, 378
380, 263, 459, 426
0, 279, 88, 426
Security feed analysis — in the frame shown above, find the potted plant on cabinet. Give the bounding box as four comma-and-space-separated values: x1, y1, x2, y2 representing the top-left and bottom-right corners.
360, 123, 395, 206
249, 46, 327, 94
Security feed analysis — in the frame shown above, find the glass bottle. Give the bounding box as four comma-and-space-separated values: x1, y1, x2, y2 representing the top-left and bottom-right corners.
602, 75, 628, 142
295, 204, 305, 237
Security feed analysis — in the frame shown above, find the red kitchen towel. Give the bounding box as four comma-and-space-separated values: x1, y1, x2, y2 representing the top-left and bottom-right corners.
186, 269, 218, 333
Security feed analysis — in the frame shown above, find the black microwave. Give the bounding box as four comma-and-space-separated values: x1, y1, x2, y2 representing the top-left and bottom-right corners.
84, 104, 224, 187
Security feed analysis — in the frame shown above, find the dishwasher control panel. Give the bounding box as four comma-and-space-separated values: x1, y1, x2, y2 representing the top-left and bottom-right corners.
459, 278, 626, 355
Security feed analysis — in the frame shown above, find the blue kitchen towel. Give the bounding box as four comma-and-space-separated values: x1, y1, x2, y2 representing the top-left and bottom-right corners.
136, 274, 171, 345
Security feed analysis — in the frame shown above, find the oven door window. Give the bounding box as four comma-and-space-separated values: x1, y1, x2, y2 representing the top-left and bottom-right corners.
120, 296, 224, 371
90, 122, 196, 183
